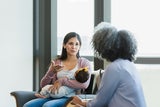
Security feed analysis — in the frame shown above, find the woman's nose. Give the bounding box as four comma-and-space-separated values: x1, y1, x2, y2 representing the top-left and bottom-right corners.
72, 44, 76, 48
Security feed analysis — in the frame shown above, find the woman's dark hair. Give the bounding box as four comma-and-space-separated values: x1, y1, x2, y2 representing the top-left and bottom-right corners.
92, 22, 137, 62
59, 32, 82, 60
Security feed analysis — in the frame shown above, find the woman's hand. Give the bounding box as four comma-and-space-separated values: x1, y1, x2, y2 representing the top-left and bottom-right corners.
71, 96, 87, 107
48, 80, 62, 94
48, 60, 64, 73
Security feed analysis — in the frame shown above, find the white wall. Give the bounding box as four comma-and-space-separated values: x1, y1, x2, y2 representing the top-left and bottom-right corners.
0, 0, 33, 106
137, 64, 160, 107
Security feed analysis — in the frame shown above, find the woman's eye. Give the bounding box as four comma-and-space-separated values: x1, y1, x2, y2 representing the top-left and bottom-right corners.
69, 43, 73, 45
68, 42, 79, 46
76, 43, 79, 46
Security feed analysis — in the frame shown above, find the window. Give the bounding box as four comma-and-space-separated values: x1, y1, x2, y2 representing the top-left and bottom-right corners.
111, 0, 160, 57
110, 1, 160, 106
57, 0, 94, 56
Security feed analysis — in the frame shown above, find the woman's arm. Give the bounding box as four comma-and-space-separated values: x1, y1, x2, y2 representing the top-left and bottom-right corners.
87, 64, 120, 107
40, 60, 62, 88
40, 64, 57, 88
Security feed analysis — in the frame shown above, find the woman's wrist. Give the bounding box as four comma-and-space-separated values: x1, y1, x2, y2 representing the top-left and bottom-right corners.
82, 101, 87, 107
78, 100, 87, 107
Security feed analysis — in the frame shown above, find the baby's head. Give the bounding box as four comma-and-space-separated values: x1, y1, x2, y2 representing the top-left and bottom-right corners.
75, 67, 89, 83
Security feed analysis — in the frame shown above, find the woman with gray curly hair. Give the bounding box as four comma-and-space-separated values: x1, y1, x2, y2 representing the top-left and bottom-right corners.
70, 22, 146, 107
93, 22, 137, 62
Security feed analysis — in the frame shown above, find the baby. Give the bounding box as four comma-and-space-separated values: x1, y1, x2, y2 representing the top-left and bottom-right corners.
38, 67, 89, 98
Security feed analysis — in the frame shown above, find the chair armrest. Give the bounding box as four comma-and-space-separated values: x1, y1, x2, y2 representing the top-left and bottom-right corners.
10, 91, 37, 107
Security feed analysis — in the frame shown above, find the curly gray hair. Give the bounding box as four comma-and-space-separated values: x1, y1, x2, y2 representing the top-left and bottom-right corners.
92, 22, 137, 62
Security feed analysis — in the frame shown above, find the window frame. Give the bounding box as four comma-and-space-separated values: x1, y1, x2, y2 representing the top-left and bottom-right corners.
33, 0, 160, 91
104, 0, 160, 64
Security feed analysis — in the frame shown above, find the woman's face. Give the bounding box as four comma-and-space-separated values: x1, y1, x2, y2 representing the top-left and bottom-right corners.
63, 37, 81, 56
